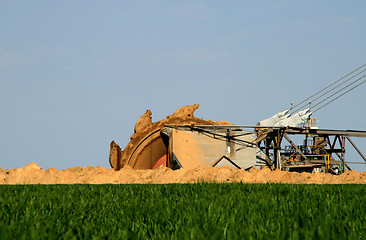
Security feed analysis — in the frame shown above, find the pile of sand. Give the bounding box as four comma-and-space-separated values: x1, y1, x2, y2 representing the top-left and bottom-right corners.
1, 163, 365, 184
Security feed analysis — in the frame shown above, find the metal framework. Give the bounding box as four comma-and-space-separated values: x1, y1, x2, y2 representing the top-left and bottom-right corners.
172, 125, 366, 173
256, 127, 366, 173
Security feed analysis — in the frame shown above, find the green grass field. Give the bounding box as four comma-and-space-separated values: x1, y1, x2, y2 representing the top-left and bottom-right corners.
0, 184, 365, 239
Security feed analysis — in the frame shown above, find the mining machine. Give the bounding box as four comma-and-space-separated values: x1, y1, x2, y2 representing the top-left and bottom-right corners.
109, 64, 366, 173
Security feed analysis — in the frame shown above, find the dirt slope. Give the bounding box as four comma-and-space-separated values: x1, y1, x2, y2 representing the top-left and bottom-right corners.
1, 163, 365, 184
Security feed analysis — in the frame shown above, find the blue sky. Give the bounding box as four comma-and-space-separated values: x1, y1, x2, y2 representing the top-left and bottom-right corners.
1, 1, 365, 171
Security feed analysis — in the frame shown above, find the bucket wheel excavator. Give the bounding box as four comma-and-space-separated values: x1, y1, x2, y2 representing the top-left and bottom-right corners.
110, 64, 366, 172
109, 104, 231, 170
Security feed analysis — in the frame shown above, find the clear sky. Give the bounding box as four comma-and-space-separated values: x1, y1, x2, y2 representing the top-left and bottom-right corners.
1, 1, 365, 171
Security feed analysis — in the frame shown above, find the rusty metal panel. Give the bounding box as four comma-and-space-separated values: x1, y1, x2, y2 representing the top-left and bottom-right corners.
170, 129, 258, 169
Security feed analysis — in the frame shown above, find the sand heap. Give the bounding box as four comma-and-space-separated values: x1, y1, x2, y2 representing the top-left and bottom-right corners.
0, 163, 365, 184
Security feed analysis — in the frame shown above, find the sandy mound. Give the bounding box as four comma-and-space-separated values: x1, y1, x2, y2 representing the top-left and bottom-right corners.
1, 163, 365, 184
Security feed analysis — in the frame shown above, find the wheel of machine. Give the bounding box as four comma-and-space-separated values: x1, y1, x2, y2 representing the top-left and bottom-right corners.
109, 104, 231, 170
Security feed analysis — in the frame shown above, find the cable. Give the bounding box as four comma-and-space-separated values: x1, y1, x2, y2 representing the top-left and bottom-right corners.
291, 64, 366, 113
313, 75, 366, 113
292, 67, 366, 113
292, 63, 366, 109
311, 74, 366, 110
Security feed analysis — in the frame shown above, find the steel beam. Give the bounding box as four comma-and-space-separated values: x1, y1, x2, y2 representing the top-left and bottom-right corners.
283, 134, 308, 160
284, 127, 366, 138
346, 137, 366, 163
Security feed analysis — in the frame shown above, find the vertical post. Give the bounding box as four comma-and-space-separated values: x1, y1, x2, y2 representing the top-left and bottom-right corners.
271, 136, 277, 170
290, 102, 293, 116
273, 144, 278, 170
265, 138, 271, 167
341, 136, 346, 173
276, 148, 281, 170
277, 130, 282, 170
272, 131, 277, 169
272, 129, 282, 170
